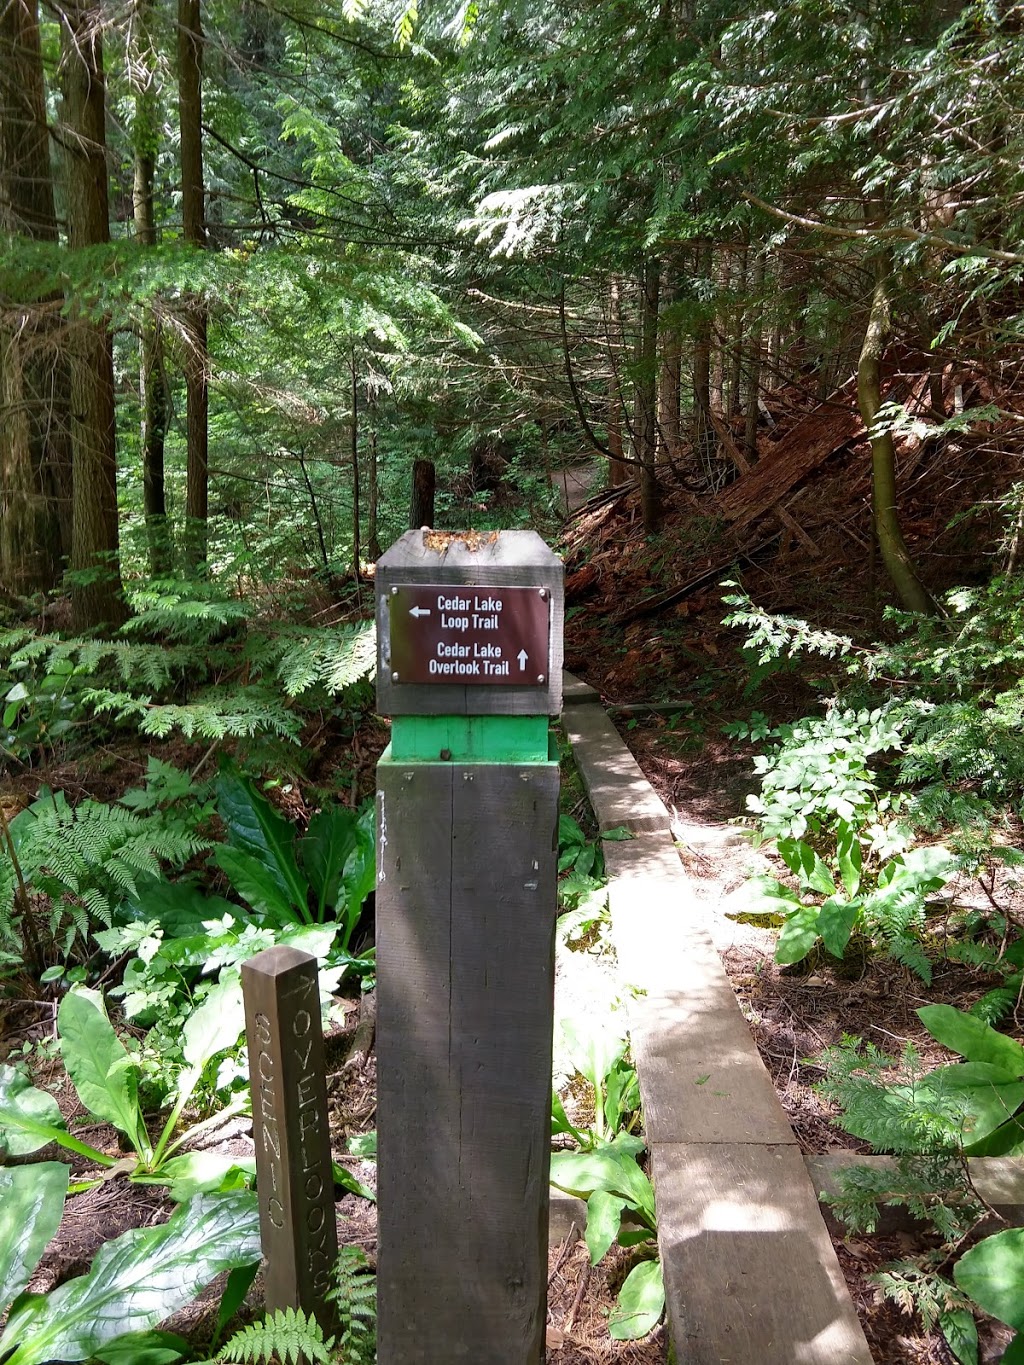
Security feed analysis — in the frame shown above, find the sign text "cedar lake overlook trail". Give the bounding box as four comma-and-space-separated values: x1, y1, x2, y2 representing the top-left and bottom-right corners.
388, 583, 551, 685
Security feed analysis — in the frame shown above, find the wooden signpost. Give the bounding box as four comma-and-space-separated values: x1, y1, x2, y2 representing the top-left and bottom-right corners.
242, 945, 339, 1330
375, 530, 563, 1365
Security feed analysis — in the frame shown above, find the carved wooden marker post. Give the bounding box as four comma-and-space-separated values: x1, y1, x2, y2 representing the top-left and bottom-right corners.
375, 529, 563, 1365
242, 945, 338, 1329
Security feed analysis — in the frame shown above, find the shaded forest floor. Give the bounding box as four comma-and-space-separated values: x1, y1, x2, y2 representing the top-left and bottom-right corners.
557, 365, 1024, 1365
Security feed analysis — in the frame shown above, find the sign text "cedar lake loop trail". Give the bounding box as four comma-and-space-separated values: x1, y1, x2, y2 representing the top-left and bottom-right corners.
388, 583, 551, 686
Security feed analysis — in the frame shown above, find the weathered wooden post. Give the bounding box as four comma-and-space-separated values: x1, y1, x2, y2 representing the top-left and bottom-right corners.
242, 946, 339, 1329
375, 529, 563, 1365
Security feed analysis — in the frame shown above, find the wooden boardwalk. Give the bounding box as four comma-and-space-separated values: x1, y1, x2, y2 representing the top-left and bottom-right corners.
562, 676, 873, 1365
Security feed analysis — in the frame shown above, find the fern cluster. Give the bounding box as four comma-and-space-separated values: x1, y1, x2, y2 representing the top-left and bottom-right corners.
216, 1248, 375, 1365
815, 1037, 967, 1155
0, 578, 376, 760
3, 789, 204, 957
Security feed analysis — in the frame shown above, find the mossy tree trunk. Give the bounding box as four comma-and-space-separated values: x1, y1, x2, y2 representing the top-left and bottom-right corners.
857, 262, 936, 615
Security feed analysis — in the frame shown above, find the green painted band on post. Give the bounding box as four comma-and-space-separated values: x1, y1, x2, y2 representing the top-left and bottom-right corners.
387, 714, 552, 764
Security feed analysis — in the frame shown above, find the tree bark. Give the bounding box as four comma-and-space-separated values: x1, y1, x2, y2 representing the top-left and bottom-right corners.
743, 248, 766, 463
178, 0, 208, 568
59, 0, 126, 631
857, 264, 935, 615
367, 420, 381, 561
606, 276, 628, 486
409, 460, 435, 529
350, 351, 360, 578
637, 256, 661, 532
131, 0, 170, 575
657, 263, 681, 466
692, 240, 715, 473
0, 0, 72, 594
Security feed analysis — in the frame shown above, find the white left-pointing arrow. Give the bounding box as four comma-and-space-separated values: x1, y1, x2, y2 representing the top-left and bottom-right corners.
517, 649, 528, 669
410, 606, 431, 618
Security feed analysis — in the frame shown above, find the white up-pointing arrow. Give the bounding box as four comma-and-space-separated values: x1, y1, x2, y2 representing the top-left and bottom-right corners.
409, 606, 431, 618
517, 649, 528, 670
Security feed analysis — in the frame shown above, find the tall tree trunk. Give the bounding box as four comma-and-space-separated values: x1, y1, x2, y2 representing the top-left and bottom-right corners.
59, 0, 125, 631
367, 420, 381, 561
729, 244, 746, 417
858, 264, 935, 615
350, 351, 360, 578
178, 0, 208, 568
131, 0, 170, 575
692, 240, 715, 473
606, 276, 628, 486
743, 248, 766, 463
0, 0, 72, 594
637, 256, 660, 532
657, 262, 681, 466
409, 459, 435, 529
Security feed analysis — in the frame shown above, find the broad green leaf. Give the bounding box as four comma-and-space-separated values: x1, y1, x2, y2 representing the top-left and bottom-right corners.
299, 805, 359, 920
549, 1136, 654, 1226
558, 814, 585, 850
818, 898, 860, 959
604, 1059, 640, 1134
0, 1064, 67, 1157
954, 1228, 1024, 1332
939, 1309, 978, 1365
1001, 1332, 1024, 1365
836, 821, 862, 897
741, 875, 803, 917
964, 1113, 1024, 1158
140, 1152, 255, 1203
918, 1006, 1024, 1078
213, 846, 303, 925
775, 906, 821, 965
331, 1160, 376, 1203
92, 1332, 188, 1364
57, 990, 151, 1162
608, 1258, 664, 1340
347, 1130, 376, 1157
584, 1190, 625, 1265
0, 1165, 68, 1317
213, 1263, 260, 1346
906, 1064, 1024, 1148
561, 1013, 625, 1112
551, 1090, 584, 1143
181, 981, 245, 1073
777, 838, 835, 895
337, 807, 376, 940
216, 764, 309, 919
0, 1192, 261, 1365
122, 877, 237, 938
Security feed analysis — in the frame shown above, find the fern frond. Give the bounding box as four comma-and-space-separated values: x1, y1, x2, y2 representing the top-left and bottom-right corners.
216, 1307, 334, 1364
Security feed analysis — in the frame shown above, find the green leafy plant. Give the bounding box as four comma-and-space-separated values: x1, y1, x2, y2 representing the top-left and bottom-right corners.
0, 984, 249, 1195
213, 1247, 375, 1365
552, 1008, 640, 1149
214, 763, 375, 978
817, 1006, 1024, 1363
550, 1134, 663, 1341
744, 828, 956, 981
0, 1190, 260, 1365
2, 789, 205, 966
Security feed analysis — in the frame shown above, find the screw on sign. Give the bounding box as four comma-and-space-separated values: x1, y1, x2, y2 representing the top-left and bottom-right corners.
388, 584, 550, 685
